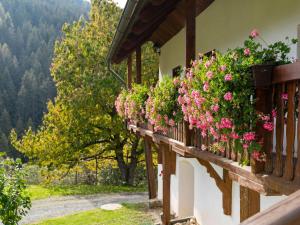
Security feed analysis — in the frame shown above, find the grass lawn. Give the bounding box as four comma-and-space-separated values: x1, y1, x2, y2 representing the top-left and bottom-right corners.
28, 184, 147, 200
32, 203, 155, 225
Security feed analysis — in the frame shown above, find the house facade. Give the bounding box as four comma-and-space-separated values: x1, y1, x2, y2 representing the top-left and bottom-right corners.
107, 1, 300, 225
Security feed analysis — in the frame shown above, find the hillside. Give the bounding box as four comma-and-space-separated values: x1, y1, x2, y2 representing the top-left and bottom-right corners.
0, 0, 90, 157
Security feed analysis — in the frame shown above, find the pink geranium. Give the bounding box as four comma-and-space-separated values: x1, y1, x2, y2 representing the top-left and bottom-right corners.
220, 65, 227, 72
263, 122, 273, 131
244, 48, 251, 56
250, 29, 259, 38
243, 132, 256, 141
203, 82, 209, 92
211, 104, 219, 112
224, 74, 232, 81
224, 92, 233, 101
281, 93, 288, 100
206, 71, 213, 79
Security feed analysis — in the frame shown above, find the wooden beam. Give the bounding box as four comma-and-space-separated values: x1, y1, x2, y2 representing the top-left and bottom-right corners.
240, 189, 300, 225
197, 159, 232, 215
162, 143, 172, 225
240, 186, 260, 222
127, 54, 132, 89
136, 46, 142, 84
127, 124, 300, 195
145, 138, 157, 199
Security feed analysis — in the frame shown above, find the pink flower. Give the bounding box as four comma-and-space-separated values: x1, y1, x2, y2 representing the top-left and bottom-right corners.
263, 122, 273, 131
243, 132, 256, 141
224, 74, 232, 81
211, 104, 219, 112
220, 117, 233, 129
244, 48, 251, 56
206, 71, 213, 79
205, 61, 212, 68
243, 144, 249, 149
261, 115, 270, 121
220, 65, 227, 72
201, 144, 207, 151
220, 134, 228, 142
272, 109, 277, 118
203, 82, 209, 92
169, 119, 175, 127
224, 92, 233, 101
231, 132, 239, 139
281, 93, 288, 100
173, 78, 180, 85
250, 29, 259, 38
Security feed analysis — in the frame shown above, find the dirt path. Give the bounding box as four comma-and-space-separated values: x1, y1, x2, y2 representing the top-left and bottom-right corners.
21, 192, 148, 224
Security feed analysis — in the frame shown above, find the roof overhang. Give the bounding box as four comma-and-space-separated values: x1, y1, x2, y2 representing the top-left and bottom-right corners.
107, 0, 214, 64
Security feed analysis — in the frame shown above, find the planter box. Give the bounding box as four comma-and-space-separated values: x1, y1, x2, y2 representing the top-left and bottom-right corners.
252, 64, 274, 88
251, 158, 265, 174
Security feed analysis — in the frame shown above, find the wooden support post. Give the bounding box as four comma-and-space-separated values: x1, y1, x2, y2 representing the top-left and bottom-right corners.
127, 54, 132, 89
240, 186, 260, 222
223, 169, 232, 215
145, 138, 157, 199
136, 46, 142, 84
161, 143, 174, 225
183, 0, 196, 146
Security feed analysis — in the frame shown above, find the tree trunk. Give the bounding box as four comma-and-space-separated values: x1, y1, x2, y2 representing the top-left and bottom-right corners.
114, 137, 140, 186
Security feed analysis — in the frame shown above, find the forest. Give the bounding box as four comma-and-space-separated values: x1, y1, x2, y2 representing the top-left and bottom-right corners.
0, 0, 89, 158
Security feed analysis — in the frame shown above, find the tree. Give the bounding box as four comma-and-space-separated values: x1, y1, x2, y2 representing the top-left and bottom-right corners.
12, 0, 159, 185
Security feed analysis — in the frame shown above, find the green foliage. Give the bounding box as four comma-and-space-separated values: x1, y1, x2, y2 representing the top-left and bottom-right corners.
145, 76, 183, 133
33, 203, 154, 225
0, 157, 31, 225
125, 84, 149, 122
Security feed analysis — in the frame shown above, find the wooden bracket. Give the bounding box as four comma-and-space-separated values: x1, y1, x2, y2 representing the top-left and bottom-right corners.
197, 158, 232, 215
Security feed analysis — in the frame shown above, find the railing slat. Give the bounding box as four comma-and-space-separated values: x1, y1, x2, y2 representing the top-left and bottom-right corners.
294, 82, 300, 182
283, 81, 296, 180
274, 84, 285, 177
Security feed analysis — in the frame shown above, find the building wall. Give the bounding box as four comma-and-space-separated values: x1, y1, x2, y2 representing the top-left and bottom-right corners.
159, 0, 300, 76
157, 0, 298, 224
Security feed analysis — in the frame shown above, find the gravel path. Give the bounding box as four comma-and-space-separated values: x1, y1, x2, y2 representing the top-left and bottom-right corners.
21, 192, 148, 225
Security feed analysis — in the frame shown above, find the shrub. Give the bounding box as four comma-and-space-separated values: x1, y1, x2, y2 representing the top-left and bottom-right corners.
0, 158, 31, 225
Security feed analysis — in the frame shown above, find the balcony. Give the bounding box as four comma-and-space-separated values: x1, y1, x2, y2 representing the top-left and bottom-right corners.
128, 62, 300, 196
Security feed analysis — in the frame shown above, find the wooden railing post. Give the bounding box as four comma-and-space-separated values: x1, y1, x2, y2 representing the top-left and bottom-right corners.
184, 0, 196, 146
144, 137, 157, 199
253, 65, 273, 173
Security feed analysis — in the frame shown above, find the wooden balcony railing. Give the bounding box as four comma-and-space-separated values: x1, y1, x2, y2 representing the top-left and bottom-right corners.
129, 62, 300, 194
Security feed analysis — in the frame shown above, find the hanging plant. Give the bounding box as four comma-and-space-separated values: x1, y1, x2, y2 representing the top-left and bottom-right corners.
145, 76, 183, 134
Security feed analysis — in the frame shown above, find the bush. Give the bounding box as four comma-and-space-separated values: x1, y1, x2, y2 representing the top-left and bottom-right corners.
145, 76, 183, 134
0, 158, 31, 225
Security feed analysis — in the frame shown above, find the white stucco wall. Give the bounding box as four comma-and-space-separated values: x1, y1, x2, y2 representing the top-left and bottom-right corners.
157, 1, 298, 223
168, 156, 286, 225
159, 0, 300, 76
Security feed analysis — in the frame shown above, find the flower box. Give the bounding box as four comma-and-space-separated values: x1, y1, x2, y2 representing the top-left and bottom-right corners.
252, 64, 274, 87
250, 158, 265, 174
